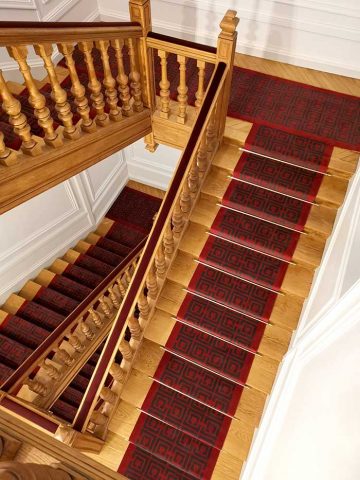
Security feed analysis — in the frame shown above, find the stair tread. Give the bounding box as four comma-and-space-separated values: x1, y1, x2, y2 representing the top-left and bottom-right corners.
141, 382, 232, 449
61, 262, 104, 289
7, 297, 64, 331
128, 412, 220, 480
0, 312, 48, 349
165, 323, 255, 385
67, 251, 114, 278
153, 351, 244, 416
77, 242, 125, 267
42, 272, 92, 302
51, 398, 78, 424
0, 334, 33, 370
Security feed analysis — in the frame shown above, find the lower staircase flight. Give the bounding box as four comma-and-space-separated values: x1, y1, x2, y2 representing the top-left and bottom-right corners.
0, 186, 162, 420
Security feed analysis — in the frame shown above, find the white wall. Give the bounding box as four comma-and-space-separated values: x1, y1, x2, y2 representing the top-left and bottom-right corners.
99, 0, 360, 78
0, 152, 128, 305
242, 280, 360, 480
125, 139, 181, 191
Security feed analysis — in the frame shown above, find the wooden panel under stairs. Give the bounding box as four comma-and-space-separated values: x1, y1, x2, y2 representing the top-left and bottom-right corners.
92, 119, 357, 479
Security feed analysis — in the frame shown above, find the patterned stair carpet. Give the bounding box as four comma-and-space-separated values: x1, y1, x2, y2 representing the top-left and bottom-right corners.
0, 187, 162, 390
118, 85, 357, 477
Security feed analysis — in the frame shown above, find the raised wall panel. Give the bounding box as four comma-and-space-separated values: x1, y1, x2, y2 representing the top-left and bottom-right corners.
125, 140, 181, 191
79, 151, 129, 224
0, 179, 92, 304
99, 0, 360, 77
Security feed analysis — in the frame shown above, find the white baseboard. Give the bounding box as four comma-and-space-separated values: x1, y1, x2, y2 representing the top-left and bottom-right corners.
100, 7, 360, 78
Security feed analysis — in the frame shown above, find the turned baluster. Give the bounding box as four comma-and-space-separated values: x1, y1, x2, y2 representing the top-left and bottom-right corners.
57, 43, 95, 133
80, 319, 95, 340
137, 290, 150, 328
7, 46, 62, 148
0, 130, 17, 166
99, 296, 113, 318
108, 285, 121, 309
158, 50, 170, 118
24, 378, 49, 397
188, 157, 199, 193
100, 387, 117, 405
196, 136, 208, 177
41, 360, 60, 380
79, 42, 108, 126
96, 40, 121, 122
110, 362, 126, 383
172, 198, 184, 239
155, 243, 167, 279
55, 348, 75, 366
146, 263, 159, 301
177, 55, 188, 124
206, 110, 217, 152
180, 180, 191, 214
34, 43, 79, 140
163, 222, 175, 261
90, 411, 108, 427
112, 39, 132, 116
128, 315, 142, 341
127, 38, 143, 112
119, 340, 133, 362
195, 60, 206, 110
67, 333, 85, 353
88, 307, 104, 328
116, 278, 127, 299
0, 71, 41, 156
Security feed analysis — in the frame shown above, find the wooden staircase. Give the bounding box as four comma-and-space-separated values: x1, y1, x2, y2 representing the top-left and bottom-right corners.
80, 122, 356, 478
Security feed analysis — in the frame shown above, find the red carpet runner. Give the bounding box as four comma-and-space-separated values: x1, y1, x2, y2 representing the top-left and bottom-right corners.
118, 117, 335, 478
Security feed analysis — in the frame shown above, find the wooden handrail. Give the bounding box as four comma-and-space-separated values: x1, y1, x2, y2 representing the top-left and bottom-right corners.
1, 238, 146, 393
147, 32, 217, 61
0, 21, 142, 45
72, 61, 227, 432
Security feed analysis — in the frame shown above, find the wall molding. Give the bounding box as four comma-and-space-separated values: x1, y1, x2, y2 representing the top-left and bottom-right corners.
296, 163, 360, 338
125, 147, 175, 191
100, 2, 360, 77
41, 0, 80, 21
241, 280, 360, 479
0, 0, 36, 9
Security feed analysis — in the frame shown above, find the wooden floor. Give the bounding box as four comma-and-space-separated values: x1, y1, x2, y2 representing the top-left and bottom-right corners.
234, 52, 360, 97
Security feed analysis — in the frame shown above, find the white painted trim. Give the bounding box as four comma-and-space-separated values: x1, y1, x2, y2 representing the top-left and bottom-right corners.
125, 148, 175, 191
99, 7, 359, 78
296, 161, 360, 338
0, 0, 36, 9
79, 153, 129, 224
41, 0, 80, 21
241, 280, 360, 480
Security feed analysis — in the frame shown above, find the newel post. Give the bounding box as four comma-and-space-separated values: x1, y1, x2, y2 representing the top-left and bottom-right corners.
129, 0, 158, 152
216, 10, 239, 142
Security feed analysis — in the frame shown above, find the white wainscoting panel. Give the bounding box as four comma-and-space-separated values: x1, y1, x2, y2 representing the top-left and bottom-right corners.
241, 280, 360, 480
297, 161, 360, 337
125, 140, 181, 191
79, 151, 129, 224
99, 0, 360, 77
0, 154, 129, 305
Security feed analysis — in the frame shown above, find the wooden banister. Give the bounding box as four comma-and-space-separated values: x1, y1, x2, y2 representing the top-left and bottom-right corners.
0, 22, 142, 45
72, 61, 228, 435
1, 239, 145, 396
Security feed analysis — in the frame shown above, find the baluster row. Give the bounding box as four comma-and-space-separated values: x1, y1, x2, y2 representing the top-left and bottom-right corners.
0, 37, 144, 163
157, 49, 211, 123
21, 258, 140, 408
87, 119, 218, 434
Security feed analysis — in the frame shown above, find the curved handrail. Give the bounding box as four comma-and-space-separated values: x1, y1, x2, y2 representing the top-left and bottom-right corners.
1, 237, 146, 393
0, 21, 142, 46
73, 61, 227, 431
